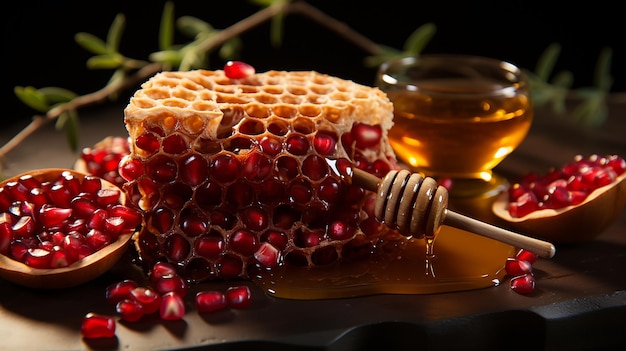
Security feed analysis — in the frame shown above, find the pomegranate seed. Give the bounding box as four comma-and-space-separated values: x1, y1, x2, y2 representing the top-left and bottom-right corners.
261, 230, 288, 250
254, 242, 280, 268
164, 234, 191, 262
85, 229, 111, 250
160, 292, 186, 320
154, 275, 188, 296
106, 279, 139, 305
116, 299, 145, 322
302, 155, 329, 180
24, 248, 52, 268
195, 235, 225, 259
286, 134, 309, 155
241, 207, 269, 231
230, 229, 259, 256
150, 261, 178, 281
508, 192, 540, 218
515, 249, 537, 264
328, 220, 355, 240
224, 61, 255, 79
195, 290, 227, 313
211, 153, 241, 183
119, 156, 144, 181
162, 134, 188, 154
130, 287, 162, 314
215, 255, 243, 279
510, 273, 536, 294
259, 135, 282, 156
136, 132, 160, 153
81, 175, 103, 194
38, 206, 72, 227
49, 249, 71, 268
351, 123, 382, 148
81, 313, 116, 339
313, 131, 337, 155
504, 258, 533, 276
10, 240, 30, 261
225, 285, 252, 309
242, 152, 271, 180
438, 177, 454, 191
96, 188, 121, 207
49, 184, 73, 208
11, 216, 35, 238
0, 222, 11, 254
179, 154, 208, 186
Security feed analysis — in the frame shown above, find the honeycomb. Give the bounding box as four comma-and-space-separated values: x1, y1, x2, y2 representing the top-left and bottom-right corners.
120, 69, 399, 281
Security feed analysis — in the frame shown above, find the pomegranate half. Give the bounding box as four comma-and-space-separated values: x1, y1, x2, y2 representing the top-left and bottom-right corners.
492, 155, 626, 244
0, 168, 139, 289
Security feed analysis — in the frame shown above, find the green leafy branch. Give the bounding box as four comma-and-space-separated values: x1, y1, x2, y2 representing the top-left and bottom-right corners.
3, 0, 616, 167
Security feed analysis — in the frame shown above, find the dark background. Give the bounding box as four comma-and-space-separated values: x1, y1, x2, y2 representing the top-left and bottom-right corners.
4, 0, 625, 127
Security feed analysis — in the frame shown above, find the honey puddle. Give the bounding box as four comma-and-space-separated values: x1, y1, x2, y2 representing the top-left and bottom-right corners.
251, 226, 516, 299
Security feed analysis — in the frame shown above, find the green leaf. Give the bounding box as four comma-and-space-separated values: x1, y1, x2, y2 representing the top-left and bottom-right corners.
106, 69, 127, 101
219, 37, 243, 60
38, 87, 78, 104
535, 43, 561, 82
159, 1, 175, 50
86, 54, 124, 69
55, 109, 80, 152
363, 45, 403, 68
593, 47, 613, 91
572, 93, 607, 127
177, 16, 214, 37
106, 13, 126, 53
403, 22, 436, 55
249, 0, 281, 7
149, 49, 183, 67
269, 10, 285, 47
550, 70, 574, 90
14, 86, 49, 112
75, 32, 108, 55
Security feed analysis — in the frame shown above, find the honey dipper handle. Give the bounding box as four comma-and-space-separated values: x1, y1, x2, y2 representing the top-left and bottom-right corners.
443, 210, 556, 258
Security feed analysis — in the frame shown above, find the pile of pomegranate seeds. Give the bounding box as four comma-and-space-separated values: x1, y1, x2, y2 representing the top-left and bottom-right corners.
507, 154, 626, 217
79, 136, 131, 188
0, 171, 142, 269
81, 261, 252, 339
504, 249, 538, 294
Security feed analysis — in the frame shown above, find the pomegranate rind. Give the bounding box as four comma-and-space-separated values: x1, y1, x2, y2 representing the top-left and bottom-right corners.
0, 168, 137, 289
492, 171, 626, 244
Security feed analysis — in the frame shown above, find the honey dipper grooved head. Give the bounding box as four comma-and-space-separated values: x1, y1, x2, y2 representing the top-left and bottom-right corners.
119, 68, 402, 281
373, 169, 449, 238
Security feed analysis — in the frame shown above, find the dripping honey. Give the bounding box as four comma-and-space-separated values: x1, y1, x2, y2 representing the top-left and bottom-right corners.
251, 226, 516, 300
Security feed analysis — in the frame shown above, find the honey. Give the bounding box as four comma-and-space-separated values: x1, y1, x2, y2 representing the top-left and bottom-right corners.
251, 226, 516, 299
386, 82, 533, 180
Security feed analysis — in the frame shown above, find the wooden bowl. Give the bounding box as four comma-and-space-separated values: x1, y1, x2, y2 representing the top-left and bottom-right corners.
492, 171, 626, 244
0, 168, 135, 289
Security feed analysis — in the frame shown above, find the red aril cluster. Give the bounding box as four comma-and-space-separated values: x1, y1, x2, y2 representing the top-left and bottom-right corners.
0, 171, 142, 269
507, 154, 626, 218
82, 261, 253, 338
79, 137, 131, 188
504, 249, 538, 294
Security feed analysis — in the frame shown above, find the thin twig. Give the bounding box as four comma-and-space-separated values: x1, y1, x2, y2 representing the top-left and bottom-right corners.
287, 2, 383, 55
0, 63, 162, 160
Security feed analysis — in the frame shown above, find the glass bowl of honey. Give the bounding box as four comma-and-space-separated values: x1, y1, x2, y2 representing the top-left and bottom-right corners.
376, 55, 533, 217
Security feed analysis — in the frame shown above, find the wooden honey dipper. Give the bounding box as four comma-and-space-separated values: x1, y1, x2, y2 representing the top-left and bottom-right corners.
350, 167, 556, 259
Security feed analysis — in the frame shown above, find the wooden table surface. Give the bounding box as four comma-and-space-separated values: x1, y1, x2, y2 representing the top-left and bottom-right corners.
1, 98, 625, 351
